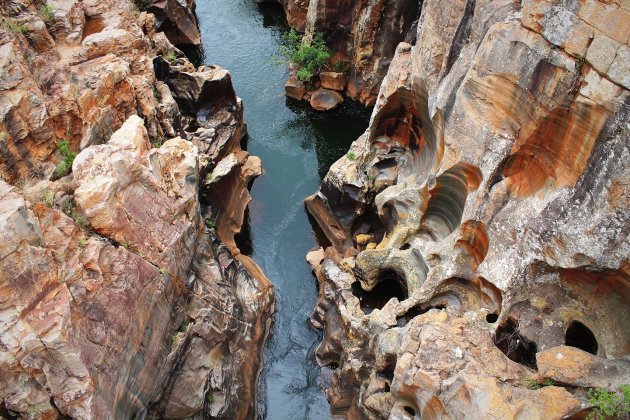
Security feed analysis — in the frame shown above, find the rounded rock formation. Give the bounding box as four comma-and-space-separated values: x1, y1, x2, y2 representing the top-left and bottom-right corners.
310, 88, 344, 111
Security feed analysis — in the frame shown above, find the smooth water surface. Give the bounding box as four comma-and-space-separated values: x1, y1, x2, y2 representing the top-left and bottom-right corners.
195, 1, 371, 418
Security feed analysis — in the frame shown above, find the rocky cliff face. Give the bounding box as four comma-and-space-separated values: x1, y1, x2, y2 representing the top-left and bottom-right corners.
306, 0, 629, 418
0, 0, 272, 418
274, 0, 421, 105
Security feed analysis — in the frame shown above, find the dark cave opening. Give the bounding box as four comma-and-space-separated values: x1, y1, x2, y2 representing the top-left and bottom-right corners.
565, 320, 598, 355
351, 270, 407, 314
494, 318, 538, 369
486, 313, 499, 323
403, 405, 416, 417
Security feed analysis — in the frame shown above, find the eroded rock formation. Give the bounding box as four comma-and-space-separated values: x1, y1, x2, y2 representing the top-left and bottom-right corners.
0, 0, 273, 418
275, 0, 421, 105
306, 0, 630, 418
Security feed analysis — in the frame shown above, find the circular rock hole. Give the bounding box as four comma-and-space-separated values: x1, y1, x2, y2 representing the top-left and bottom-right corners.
400, 243, 411, 250
403, 406, 416, 417
486, 313, 499, 323
565, 320, 598, 355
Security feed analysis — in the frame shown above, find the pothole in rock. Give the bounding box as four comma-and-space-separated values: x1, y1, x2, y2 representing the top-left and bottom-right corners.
352, 270, 407, 315
565, 320, 598, 355
81, 16, 105, 40
494, 318, 538, 369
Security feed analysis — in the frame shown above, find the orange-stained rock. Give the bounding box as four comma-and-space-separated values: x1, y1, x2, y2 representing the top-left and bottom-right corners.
305, 0, 630, 417
310, 88, 344, 111
285, 74, 306, 100
320, 71, 347, 91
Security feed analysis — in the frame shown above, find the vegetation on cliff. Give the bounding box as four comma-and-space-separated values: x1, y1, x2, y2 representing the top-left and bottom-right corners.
279, 28, 330, 82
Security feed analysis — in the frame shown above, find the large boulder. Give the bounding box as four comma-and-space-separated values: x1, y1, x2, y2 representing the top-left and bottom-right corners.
310, 88, 344, 111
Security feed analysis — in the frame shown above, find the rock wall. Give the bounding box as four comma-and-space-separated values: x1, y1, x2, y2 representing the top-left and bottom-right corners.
0, 0, 272, 418
307, 0, 629, 418
273, 0, 421, 106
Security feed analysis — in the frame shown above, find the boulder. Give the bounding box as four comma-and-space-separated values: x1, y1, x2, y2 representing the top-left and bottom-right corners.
320, 71, 347, 91
310, 88, 344, 111
148, 0, 201, 46
284, 74, 305, 100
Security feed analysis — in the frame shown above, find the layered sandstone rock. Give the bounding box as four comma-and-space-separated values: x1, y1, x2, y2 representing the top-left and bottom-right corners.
0, 1, 273, 418
306, 0, 630, 418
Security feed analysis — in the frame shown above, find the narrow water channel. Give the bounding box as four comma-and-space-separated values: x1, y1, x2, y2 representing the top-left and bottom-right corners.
195, 1, 371, 418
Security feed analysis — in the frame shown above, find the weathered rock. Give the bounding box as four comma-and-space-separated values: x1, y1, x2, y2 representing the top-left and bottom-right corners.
284, 73, 306, 100
0, 1, 273, 417
310, 88, 344, 111
306, 0, 630, 417
319, 71, 346, 91
273, 0, 421, 105
148, 0, 201, 46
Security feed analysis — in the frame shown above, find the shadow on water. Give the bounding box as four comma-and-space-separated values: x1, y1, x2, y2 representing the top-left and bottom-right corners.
195, 1, 371, 418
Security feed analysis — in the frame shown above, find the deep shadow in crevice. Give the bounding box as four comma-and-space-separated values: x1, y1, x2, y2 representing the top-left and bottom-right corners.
234, 207, 254, 256
351, 269, 407, 314
494, 318, 538, 369
565, 320, 598, 355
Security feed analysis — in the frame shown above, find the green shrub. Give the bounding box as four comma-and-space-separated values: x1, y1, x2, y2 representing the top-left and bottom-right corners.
207, 393, 214, 404
164, 51, 177, 64
40, 3, 55, 23
54, 140, 77, 178
279, 28, 331, 83
346, 151, 356, 161
3, 19, 27, 34
587, 385, 630, 419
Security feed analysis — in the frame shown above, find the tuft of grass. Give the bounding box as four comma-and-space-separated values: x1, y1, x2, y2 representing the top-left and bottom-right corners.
574, 54, 586, 76
152, 135, 163, 148
205, 172, 214, 182
77, 237, 87, 248
0, 131, 9, 142
42, 188, 55, 207
40, 3, 55, 23
278, 28, 331, 83
205, 219, 215, 229
54, 140, 77, 178
61, 200, 89, 229
587, 385, 630, 419
346, 151, 356, 161
206, 393, 214, 404
523, 377, 553, 390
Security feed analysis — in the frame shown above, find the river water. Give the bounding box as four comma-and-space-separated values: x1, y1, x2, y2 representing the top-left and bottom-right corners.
195, 1, 371, 418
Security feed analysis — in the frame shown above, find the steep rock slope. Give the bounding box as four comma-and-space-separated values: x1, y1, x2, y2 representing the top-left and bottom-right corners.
306, 0, 629, 418
0, 0, 272, 418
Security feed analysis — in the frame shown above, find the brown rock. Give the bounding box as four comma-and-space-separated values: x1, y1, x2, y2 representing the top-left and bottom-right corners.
284, 74, 305, 100
310, 88, 344, 111
148, 0, 201, 45
320, 71, 347, 91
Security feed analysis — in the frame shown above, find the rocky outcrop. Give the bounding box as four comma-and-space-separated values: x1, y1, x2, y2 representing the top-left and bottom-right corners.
0, 0, 273, 418
306, 0, 630, 418
275, 0, 421, 105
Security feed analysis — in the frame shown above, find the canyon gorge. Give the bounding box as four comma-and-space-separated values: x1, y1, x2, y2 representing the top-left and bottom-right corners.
0, 0, 629, 419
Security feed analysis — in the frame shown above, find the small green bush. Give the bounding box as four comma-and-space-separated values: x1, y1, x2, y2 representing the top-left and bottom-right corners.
279, 28, 331, 82
3, 19, 27, 34
40, 3, 55, 23
587, 385, 630, 419
164, 51, 178, 64
54, 140, 77, 178
346, 151, 356, 161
